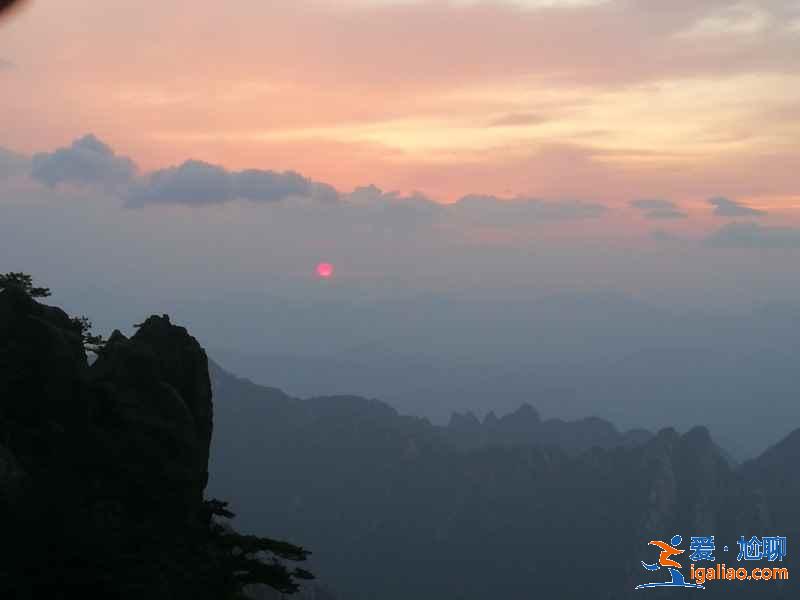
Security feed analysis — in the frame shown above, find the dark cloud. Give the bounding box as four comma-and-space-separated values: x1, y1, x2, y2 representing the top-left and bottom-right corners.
237, 169, 311, 202
631, 198, 687, 220
31, 134, 136, 188
0, 147, 28, 179
340, 185, 442, 230
126, 160, 232, 207
126, 160, 338, 208
707, 223, 800, 249
20, 136, 609, 227
708, 196, 766, 217
454, 194, 607, 225
309, 181, 342, 204
346, 185, 439, 211
488, 112, 546, 127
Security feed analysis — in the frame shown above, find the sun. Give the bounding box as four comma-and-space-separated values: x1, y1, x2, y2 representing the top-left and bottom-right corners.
316, 262, 334, 279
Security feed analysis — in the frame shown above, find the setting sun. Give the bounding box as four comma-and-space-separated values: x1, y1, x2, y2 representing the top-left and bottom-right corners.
316, 262, 334, 279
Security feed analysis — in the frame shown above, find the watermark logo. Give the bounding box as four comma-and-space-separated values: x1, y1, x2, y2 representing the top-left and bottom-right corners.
635, 534, 704, 589
635, 534, 789, 590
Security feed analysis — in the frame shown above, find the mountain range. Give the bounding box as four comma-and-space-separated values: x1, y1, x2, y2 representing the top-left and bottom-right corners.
208, 360, 798, 599
1, 285, 795, 599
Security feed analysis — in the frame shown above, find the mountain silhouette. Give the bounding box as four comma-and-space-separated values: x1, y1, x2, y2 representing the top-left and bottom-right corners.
209, 359, 797, 599
0, 286, 312, 599
1, 282, 796, 599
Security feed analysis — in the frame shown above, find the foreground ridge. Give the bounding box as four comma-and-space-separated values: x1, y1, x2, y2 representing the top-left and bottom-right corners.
0, 285, 311, 599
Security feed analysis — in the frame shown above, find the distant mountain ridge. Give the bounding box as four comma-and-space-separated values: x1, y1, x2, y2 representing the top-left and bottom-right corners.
447, 403, 652, 453
210, 359, 653, 456
208, 359, 798, 600
211, 309, 800, 461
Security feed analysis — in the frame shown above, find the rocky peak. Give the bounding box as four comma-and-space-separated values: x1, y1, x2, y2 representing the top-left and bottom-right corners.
448, 410, 481, 431
88, 324, 208, 506
1, 291, 312, 598
500, 402, 541, 426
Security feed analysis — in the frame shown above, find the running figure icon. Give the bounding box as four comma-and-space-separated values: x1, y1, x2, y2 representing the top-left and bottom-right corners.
635, 535, 705, 589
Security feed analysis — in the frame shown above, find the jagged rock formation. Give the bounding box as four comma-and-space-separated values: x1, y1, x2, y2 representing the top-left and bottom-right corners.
209, 360, 797, 600
447, 402, 651, 453
91, 316, 214, 509
0, 287, 309, 599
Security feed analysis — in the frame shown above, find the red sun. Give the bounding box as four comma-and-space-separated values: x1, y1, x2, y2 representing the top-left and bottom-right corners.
316, 262, 334, 279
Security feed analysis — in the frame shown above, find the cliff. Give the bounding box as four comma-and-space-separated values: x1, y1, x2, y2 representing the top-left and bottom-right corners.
0, 287, 310, 599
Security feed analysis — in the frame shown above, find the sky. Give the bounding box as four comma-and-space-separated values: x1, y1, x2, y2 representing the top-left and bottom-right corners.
1, 0, 799, 208
1, 0, 800, 454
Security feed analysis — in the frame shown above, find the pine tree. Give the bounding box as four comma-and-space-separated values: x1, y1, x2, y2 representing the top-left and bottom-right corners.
1, 272, 105, 350
0, 272, 51, 297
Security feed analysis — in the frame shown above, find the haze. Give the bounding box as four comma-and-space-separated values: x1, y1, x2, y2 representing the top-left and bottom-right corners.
2, 0, 800, 458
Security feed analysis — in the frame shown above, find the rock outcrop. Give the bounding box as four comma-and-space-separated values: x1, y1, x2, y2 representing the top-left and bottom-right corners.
0, 288, 309, 599
90, 315, 213, 510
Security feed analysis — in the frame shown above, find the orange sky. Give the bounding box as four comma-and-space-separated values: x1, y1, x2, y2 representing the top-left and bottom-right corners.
0, 0, 798, 209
